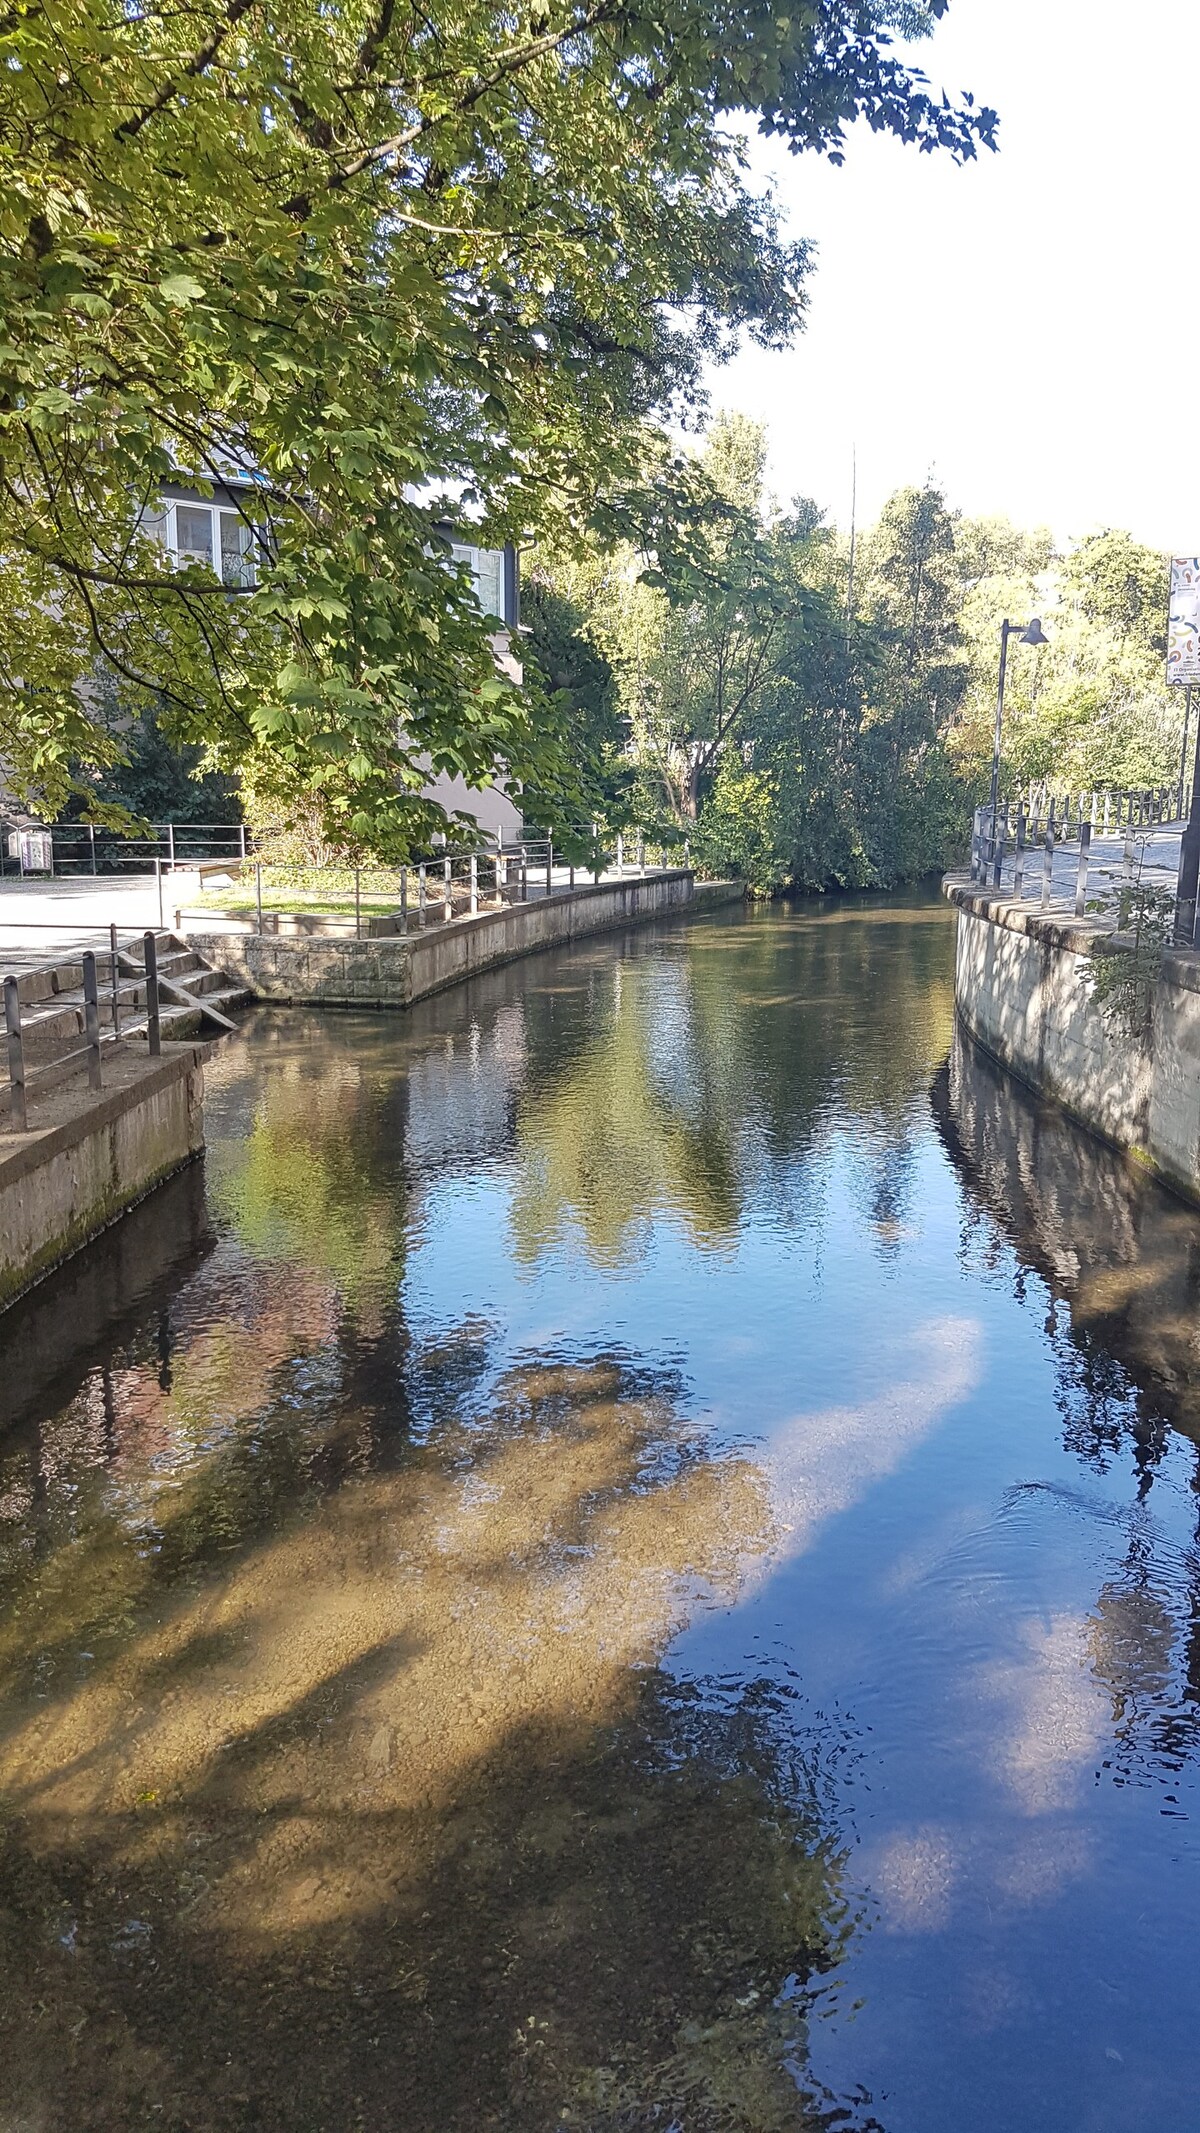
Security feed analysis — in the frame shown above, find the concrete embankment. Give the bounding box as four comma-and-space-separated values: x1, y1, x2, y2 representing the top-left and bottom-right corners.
188, 868, 740, 1008
944, 873, 1200, 1205
0, 1046, 205, 1312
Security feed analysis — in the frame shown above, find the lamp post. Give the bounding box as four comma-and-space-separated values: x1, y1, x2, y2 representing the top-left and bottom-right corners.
989, 616, 1048, 870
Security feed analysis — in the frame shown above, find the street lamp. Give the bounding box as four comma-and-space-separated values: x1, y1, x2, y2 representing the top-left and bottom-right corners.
989, 616, 1048, 865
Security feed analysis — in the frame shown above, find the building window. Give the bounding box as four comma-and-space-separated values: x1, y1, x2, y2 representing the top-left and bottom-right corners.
143, 498, 258, 587
451, 542, 512, 626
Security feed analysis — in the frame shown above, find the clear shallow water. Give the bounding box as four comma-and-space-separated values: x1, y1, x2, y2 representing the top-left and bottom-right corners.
3, 894, 1200, 2129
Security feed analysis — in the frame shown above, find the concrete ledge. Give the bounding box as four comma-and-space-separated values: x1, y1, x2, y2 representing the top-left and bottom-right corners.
944, 871, 1200, 1207
0, 1045, 206, 1311
188, 868, 714, 1008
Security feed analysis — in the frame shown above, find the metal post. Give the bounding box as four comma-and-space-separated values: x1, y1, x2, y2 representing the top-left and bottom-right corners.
400, 865, 408, 935
155, 856, 164, 929
519, 846, 528, 901
444, 854, 452, 921
355, 867, 361, 939
167, 821, 175, 870
4, 976, 26, 1131
256, 861, 263, 932
616, 831, 624, 874
239, 823, 247, 863
1041, 803, 1055, 912
638, 833, 646, 876
469, 853, 478, 915
143, 933, 161, 1057
970, 806, 981, 882
1075, 821, 1091, 918
1013, 807, 1026, 900
991, 807, 1006, 888
684, 838, 691, 869
988, 621, 1013, 867
546, 842, 553, 896
569, 858, 575, 888
110, 922, 121, 1039
419, 862, 427, 927
1175, 711, 1200, 945
82, 951, 102, 1091
88, 822, 96, 875
1103, 791, 1111, 835
495, 849, 505, 904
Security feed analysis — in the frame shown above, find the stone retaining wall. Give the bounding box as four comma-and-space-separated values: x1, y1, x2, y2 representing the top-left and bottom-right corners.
0, 1047, 205, 1311
189, 868, 718, 1009
945, 875, 1200, 1204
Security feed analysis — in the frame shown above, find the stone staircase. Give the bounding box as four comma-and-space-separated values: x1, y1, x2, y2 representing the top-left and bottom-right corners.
4, 933, 251, 1066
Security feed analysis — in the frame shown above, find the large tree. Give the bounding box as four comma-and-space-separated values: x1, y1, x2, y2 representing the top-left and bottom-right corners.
0, 0, 993, 848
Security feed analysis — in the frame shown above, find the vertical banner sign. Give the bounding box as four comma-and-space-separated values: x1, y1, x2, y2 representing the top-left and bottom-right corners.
1167, 557, 1200, 684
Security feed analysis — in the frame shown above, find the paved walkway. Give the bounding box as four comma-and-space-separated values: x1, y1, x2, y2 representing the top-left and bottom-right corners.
0, 877, 179, 971
978, 819, 1185, 923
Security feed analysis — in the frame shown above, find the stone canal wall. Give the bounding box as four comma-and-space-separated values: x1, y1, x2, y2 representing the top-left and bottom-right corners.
945, 876, 1200, 1204
0, 1047, 205, 1312
189, 867, 728, 1009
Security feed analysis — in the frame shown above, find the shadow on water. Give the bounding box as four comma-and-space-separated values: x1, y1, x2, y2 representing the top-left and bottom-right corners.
14, 896, 1200, 2130
0, 941, 910, 2133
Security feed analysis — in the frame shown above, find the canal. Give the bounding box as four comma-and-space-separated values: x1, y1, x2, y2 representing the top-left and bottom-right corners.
2, 893, 1200, 2130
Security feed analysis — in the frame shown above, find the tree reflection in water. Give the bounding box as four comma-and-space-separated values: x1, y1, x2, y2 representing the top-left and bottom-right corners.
0, 983, 874, 2133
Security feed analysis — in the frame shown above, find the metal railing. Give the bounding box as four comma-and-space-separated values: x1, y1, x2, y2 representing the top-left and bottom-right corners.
2, 928, 166, 1130
969, 785, 1194, 929
2, 822, 251, 877
188, 829, 690, 938
3, 817, 692, 885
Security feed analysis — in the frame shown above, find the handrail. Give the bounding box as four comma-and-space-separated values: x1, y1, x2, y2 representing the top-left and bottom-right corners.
2, 931, 165, 1129
186, 836, 690, 938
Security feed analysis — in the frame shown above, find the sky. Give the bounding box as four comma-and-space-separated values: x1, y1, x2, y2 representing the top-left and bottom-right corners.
710, 0, 1200, 550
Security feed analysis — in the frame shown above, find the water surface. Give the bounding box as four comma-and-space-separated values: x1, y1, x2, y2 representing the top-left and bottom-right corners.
3, 894, 1200, 2131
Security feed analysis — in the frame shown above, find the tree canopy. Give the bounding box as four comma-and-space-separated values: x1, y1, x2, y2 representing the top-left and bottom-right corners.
0, 0, 994, 848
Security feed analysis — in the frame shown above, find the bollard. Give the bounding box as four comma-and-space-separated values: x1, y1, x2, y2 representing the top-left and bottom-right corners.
1013, 807, 1026, 900
143, 932, 161, 1057
469, 853, 478, 915
1075, 821, 1091, 918
419, 862, 427, 927
110, 922, 121, 1039
82, 951, 102, 1091
255, 861, 263, 932
4, 975, 26, 1131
